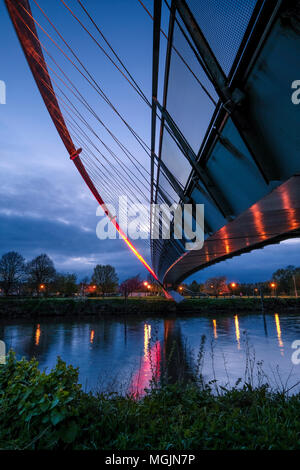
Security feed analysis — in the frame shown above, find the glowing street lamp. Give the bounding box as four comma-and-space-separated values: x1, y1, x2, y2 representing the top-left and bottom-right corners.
231, 282, 237, 288
39, 284, 45, 290
143, 281, 148, 287
270, 282, 277, 297
179, 286, 183, 291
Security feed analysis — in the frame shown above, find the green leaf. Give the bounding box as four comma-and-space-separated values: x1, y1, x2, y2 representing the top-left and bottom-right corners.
50, 410, 65, 426
61, 422, 79, 443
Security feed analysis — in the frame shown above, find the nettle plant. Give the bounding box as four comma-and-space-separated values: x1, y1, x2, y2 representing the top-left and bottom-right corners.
0, 351, 96, 449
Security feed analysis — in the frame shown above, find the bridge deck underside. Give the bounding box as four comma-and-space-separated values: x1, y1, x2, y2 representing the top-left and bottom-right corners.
164, 176, 300, 285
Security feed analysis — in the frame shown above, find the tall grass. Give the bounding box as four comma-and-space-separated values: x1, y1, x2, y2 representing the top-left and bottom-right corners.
1, 345, 300, 450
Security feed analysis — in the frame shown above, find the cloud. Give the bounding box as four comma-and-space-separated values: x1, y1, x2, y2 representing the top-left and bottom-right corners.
188, 238, 300, 283
0, 211, 149, 280
0, 133, 150, 282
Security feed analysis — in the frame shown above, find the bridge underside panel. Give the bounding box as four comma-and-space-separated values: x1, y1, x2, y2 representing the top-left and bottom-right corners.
205, 119, 272, 216
244, 12, 300, 180
153, 1, 300, 285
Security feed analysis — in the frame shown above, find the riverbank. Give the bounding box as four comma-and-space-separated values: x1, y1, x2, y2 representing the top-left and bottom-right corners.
1, 351, 300, 450
0, 296, 299, 318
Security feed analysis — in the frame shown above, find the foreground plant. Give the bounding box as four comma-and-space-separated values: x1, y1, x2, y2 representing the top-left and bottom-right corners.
1, 351, 300, 450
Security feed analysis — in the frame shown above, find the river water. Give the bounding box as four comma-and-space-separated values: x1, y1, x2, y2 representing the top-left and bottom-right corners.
1, 311, 300, 394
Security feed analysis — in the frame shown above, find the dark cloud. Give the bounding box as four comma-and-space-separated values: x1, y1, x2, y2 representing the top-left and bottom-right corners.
0, 212, 148, 281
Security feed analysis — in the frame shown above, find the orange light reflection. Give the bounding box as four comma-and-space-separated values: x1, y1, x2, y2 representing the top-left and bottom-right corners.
90, 330, 95, 344
35, 324, 41, 346
234, 315, 240, 349
275, 313, 284, 354
213, 319, 218, 339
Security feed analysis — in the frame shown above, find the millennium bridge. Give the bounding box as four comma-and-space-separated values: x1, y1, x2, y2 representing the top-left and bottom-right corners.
6, 0, 300, 292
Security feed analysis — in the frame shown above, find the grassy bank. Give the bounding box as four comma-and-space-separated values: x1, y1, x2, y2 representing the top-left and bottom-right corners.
0, 296, 299, 318
1, 351, 300, 450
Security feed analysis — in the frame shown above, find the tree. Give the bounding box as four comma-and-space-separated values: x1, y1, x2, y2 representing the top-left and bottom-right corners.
119, 275, 141, 299
26, 254, 56, 294
92, 264, 118, 296
0, 251, 26, 296
272, 265, 300, 295
188, 280, 200, 294
204, 276, 228, 297
52, 273, 78, 297
79, 276, 90, 296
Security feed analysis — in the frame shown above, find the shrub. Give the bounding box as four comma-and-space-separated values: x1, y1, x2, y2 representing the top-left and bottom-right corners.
1, 351, 300, 450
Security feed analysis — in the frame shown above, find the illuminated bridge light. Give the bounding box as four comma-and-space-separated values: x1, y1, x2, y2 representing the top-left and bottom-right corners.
281, 189, 298, 230
250, 206, 267, 241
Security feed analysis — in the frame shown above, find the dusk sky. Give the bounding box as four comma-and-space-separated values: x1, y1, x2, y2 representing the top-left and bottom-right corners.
0, 0, 299, 284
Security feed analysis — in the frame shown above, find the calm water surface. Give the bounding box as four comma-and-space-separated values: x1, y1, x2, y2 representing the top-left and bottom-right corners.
1, 311, 300, 394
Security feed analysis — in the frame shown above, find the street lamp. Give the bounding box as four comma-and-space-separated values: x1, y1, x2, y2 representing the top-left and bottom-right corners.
270, 282, 277, 297
230, 282, 237, 296
39, 284, 46, 296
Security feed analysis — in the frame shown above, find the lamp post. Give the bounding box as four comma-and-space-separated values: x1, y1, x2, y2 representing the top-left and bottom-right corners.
270, 282, 277, 297
292, 275, 298, 298
39, 283, 46, 297
230, 282, 237, 296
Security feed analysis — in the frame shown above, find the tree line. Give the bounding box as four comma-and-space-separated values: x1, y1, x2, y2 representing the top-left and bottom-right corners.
182, 265, 300, 297
0, 252, 78, 297
0, 251, 150, 298
1, 251, 299, 298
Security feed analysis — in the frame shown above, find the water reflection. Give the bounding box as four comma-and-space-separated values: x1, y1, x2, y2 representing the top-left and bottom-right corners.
144, 324, 151, 358
213, 319, 218, 339
1, 311, 300, 393
234, 315, 240, 350
35, 324, 41, 346
90, 330, 95, 344
274, 313, 284, 355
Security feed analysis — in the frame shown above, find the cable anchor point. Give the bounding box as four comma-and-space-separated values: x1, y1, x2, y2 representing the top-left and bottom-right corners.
70, 148, 82, 161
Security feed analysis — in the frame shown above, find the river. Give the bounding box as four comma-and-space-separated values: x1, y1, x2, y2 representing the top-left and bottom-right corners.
1, 311, 300, 394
